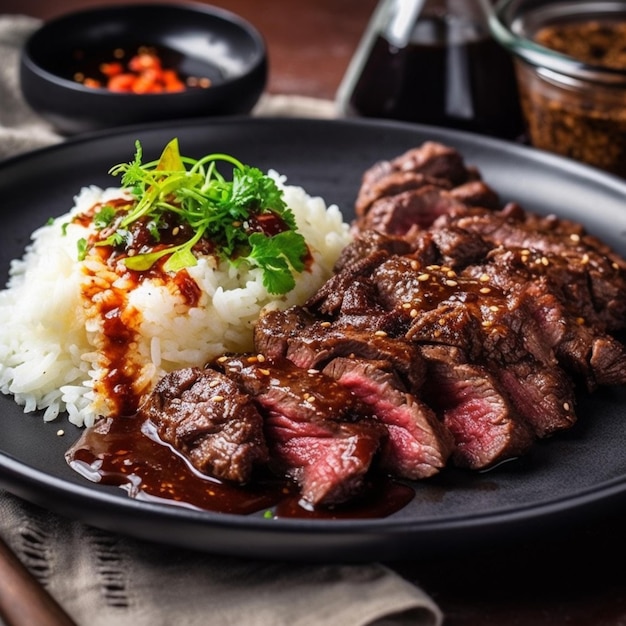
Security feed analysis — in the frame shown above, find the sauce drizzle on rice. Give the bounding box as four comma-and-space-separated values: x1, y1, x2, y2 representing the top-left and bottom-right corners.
0, 141, 352, 427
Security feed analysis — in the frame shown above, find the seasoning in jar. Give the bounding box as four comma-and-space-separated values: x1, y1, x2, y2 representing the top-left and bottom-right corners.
516, 18, 626, 177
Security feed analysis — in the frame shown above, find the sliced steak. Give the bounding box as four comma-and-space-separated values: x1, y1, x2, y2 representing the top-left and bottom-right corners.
213, 355, 386, 507
333, 229, 414, 272
356, 186, 468, 234
322, 357, 454, 479
448, 180, 501, 210
465, 249, 626, 388
355, 171, 452, 217
390, 142, 475, 185
420, 345, 535, 470
139, 367, 268, 484
253, 306, 317, 361
441, 205, 626, 332
284, 322, 426, 392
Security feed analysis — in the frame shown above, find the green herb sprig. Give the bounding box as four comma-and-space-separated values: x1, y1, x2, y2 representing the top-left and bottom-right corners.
84, 138, 307, 295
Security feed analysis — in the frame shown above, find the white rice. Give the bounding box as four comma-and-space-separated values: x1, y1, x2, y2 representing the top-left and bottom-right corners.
0, 171, 352, 427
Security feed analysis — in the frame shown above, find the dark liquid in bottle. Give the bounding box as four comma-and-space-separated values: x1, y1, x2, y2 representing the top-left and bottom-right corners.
347, 15, 525, 140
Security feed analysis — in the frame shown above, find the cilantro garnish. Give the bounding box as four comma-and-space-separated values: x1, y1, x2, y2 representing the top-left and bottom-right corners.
81, 138, 308, 295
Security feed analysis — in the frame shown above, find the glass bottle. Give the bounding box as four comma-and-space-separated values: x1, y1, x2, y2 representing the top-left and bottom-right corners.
337, 0, 525, 141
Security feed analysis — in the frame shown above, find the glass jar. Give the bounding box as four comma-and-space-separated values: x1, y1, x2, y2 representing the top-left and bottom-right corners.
490, 0, 626, 177
337, 0, 525, 140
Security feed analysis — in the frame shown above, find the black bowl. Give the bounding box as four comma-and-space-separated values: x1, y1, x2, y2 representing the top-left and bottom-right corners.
20, 2, 268, 135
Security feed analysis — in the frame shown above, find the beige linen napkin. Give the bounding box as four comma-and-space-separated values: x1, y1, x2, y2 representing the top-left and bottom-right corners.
0, 14, 443, 626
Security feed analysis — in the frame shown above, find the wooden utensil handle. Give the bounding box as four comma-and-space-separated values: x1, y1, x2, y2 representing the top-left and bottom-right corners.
0, 535, 77, 626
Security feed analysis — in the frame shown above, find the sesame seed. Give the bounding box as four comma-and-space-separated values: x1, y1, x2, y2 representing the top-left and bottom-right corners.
479, 287, 491, 294
402, 302, 412, 309
211, 395, 225, 402
320, 321, 331, 328
209, 379, 220, 388
417, 273, 430, 282
374, 330, 388, 337
247, 355, 258, 363
489, 305, 499, 312
410, 308, 418, 318
410, 260, 420, 270
570, 233, 580, 242
445, 279, 458, 287
447, 270, 457, 278
217, 356, 228, 363
258, 368, 271, 376
257, 354, 266, 363
563, 402, 570, 411
56, 429, 64, 436
479, 273, 490, 282
581, 254, 590, 264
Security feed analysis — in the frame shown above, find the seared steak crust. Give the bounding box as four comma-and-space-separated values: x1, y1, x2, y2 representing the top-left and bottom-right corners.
139, 367, 268, 484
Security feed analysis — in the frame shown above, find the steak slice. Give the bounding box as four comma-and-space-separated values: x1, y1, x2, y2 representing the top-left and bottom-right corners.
323, 357, 454, 479
441, 205, 626, 332
390, 142, 475, 186
355, 171, 452, 217
420, 345, 535, 470
213, 355, 386, 507
357, 186, 468, 234
253, 305, 317, 361
369, 254, 579, 436
138, 367, 268, 484
465, 249, 626, 389
284, 322, 426, 392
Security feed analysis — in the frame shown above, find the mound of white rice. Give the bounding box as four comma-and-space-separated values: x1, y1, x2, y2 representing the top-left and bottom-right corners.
0, 171, 352, 427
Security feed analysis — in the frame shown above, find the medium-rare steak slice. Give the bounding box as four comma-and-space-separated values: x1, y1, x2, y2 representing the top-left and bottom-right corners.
440, 204, 626, 332
366, 255, 578, 437
448, 180, 500, 210
465, 249, 626, 389
420, 345, 535, 470
355, 171, 453, 217
356, 186, 468, 235
284, 322, 426, 392
255, 305, 426, 392
322, 357, 454, 479
333, 229, 414, 273
213, 355, 386, 507
138, 367, 268, 484
390, 142, 475, 186
253, 305, 317, 361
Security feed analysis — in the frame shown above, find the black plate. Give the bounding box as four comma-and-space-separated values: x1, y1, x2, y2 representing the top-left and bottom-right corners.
2, 117, 626, 562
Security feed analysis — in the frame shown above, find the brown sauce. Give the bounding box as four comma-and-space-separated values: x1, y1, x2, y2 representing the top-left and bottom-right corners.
66, 415, 415, 519
347, 17, 524, 140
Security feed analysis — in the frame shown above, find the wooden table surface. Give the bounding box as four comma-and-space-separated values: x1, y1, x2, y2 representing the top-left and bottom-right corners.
5, 1, 626, 624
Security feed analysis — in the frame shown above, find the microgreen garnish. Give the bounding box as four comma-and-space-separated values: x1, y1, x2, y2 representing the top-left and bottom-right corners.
79, 138, 308, 295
